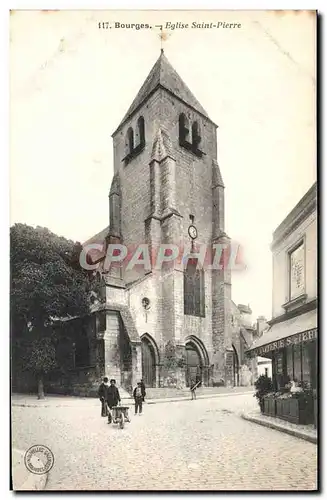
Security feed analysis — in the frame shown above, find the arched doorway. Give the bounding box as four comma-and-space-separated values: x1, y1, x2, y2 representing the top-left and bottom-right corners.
232, 344, 240, 387
185, 337, 209, 387
185, 343, 202, 387
141, 335, 157, 387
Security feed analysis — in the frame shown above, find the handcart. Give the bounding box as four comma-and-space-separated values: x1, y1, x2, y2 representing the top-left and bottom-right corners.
111, 404, 131, 429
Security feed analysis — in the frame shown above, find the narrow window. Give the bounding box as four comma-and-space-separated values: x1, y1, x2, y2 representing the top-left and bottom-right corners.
137, 116, 145, 148
192, 121, 201, 149
127, 127, 134, 153
179, 113, 190, 144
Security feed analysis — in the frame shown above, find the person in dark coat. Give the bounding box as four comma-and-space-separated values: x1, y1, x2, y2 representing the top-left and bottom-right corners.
106, 379, 121, 423
140, 379, 146, 402
98, 377, 109, 417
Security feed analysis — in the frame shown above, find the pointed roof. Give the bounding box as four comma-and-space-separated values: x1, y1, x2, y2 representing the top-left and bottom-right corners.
113, 50, 211, 134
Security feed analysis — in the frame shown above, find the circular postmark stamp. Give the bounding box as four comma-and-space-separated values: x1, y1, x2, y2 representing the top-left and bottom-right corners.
24, 445, 54, 475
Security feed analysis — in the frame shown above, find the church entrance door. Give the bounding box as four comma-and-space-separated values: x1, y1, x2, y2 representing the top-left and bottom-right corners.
141, 337, 156, 387
185, 342, 202, 388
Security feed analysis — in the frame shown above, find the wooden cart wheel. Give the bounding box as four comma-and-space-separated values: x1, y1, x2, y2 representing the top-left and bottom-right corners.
119, 412, 125, 429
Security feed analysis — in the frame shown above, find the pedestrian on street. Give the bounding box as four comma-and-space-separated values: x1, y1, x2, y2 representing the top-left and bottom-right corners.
190, 380, 197, 400
106, 379, 121, 424
98, 377, 109, 417
133, 381, 144, 415
140, 379, 146, 402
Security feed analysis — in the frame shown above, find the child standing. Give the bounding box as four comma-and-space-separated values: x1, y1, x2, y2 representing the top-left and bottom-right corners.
190, 380, 197, 400
133, 382, 144, 415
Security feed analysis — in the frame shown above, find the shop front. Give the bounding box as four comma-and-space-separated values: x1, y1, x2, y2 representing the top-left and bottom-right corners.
247, 308, 317, 426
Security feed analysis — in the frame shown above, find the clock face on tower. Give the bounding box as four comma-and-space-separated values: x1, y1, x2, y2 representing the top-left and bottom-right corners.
188, 225, 198, 240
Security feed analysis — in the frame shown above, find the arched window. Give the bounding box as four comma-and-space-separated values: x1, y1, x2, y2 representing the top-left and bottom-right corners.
184, 259, 205, 317
179, 113, 190, 143
192, 121, 201, 149
123, 118, 145, 164
179, 114, 203, 157
137, 116, 145, 148
125, 127, 134, 156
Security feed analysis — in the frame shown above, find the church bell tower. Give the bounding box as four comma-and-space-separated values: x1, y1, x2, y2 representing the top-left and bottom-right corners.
107, 49, 233, 387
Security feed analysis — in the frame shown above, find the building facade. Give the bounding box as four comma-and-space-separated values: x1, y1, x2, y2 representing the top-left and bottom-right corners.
247, 183, 317, 393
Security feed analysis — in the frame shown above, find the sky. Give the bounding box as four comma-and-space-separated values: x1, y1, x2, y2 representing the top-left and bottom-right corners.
10, 10, 316, 321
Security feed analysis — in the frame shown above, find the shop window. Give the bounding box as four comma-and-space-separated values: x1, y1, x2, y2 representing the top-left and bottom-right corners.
274, 350, 288, 389
302, 344, 311, 384
308, 341, 317, 389
293, 344, 302, 383
289, 241, 305, 300
286, 345, 293, 380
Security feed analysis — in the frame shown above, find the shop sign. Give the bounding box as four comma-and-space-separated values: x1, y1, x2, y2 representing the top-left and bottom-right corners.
253, 328, 317, 356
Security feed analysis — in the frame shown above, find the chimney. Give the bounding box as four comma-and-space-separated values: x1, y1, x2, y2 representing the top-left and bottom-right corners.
257, 316, 267, 336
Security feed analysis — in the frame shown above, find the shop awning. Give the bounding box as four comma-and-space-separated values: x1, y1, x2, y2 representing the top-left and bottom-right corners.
246, 309, 317, 357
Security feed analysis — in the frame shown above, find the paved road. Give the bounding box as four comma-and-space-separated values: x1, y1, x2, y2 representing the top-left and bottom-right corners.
12, 394, 317, 491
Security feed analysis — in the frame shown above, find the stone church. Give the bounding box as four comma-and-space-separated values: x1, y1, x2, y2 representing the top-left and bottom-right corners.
49, 50, 256, 396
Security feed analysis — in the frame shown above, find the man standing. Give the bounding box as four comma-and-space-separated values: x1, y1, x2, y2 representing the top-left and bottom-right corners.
133, 382, 144, 416
106, 379, 121, 424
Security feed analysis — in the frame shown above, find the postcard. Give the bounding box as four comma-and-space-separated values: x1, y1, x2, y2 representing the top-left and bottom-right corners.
10, 9, 317, 492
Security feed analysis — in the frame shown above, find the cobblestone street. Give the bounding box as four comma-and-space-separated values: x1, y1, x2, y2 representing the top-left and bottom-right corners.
12, 394, 317, 491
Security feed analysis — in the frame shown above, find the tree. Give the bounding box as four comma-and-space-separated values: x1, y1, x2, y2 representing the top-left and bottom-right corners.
11, 223, 93, 399
254, 374, 273, 412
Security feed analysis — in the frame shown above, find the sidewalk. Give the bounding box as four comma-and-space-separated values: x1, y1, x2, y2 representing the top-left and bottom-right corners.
241, 410, 317, 444
12, 387, 254, 408
11, 449, 47, 491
